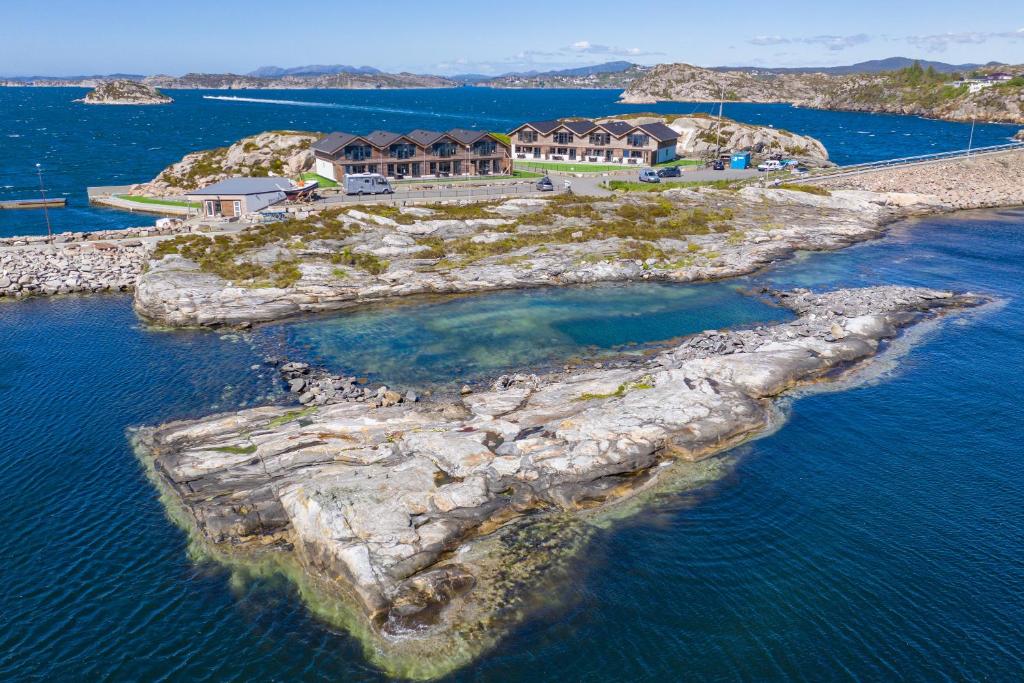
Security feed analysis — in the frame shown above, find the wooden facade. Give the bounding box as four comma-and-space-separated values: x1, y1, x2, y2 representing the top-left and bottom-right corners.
508, 119, 678, 166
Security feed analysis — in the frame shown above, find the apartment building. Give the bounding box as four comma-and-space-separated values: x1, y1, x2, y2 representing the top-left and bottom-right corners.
508, 119, 678, 165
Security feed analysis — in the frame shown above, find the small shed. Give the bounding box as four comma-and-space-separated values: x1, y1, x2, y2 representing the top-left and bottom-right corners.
187, 177, 295, 219
730, 152, 751, 169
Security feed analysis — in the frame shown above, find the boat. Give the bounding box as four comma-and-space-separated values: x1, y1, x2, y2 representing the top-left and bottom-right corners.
282, 180, 319, 201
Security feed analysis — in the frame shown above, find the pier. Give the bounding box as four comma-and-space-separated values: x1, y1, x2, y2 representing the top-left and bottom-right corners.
0, 198, 66, 210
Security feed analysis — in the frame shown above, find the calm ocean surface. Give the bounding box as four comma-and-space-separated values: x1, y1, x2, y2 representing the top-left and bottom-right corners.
2, 207, 1023, 681
0, 87, 1018, 236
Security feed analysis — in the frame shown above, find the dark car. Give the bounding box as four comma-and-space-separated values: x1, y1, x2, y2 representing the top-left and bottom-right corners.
656, 165, 682, 178
536, 176, 555, 192
712, 159, 725, 170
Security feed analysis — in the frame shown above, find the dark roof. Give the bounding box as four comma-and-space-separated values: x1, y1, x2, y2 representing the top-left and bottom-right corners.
406, 129, 444, 145
520, 120, 561, 135
599, 120, 634, 137
311, 132, 356, 155
189, 177, 294, 196
448, 128, 486, 144
363, 130, 403, 147
637, 122, 679, 141
563, 120, 598, 135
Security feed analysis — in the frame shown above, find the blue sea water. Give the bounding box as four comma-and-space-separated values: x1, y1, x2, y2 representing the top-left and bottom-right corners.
2, 208, 1023, 680
0, 87, 1018, 236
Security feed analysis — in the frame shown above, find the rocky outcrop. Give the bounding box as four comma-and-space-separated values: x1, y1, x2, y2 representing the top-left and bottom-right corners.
132, 190, 946, 328
602, 114, 830, 165
135, 285, 983, 677
132, 131, 319, 196
619, 63, 826, 104
814, 148, 1024, 209
77, 79, 172, 105
0, 241, 147, 297
141, 71, 457, 90
620, 62, 1024, 125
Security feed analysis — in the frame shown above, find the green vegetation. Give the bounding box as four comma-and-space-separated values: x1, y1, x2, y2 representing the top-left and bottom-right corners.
267, 407, 317, 428
116, 195, 200, 208
414, 194, 734, 267
301, 172, 338, 188
329, 247, 389, 275
151, 208, 359, 286
210, 444, 257, 455
488, 132, 511, 146
515, 159, 701, 173
776, 183, 831, 196
577, 375, 656, 401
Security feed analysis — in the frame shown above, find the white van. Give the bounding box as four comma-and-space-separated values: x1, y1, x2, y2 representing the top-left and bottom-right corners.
345, 173, 394, 196
757, 159, 783, 172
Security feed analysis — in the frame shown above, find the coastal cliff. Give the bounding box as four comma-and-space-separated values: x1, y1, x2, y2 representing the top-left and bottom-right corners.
621, 63, 1024, 125
77, 79, 172, 105
135, 285, 983, 677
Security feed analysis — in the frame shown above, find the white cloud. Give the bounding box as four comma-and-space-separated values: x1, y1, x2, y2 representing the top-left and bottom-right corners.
748, 33, 872, 51
906, 29, 1024, 52
567, 40, 663, 57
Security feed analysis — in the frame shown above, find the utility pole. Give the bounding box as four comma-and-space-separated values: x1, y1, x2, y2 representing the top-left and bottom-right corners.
967, 117, 976, 158
715, 82, 725, 162
35, 163, 53, 244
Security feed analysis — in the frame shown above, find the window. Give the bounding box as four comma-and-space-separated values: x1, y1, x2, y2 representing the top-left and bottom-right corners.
389, 143, 416, 159
589, 132, 610, 145
553, 131, 573, 144
343, 144, 373, 161
472, 140, 497, 156
517, 130, 538, 143
432, 141, 458, 157
233, 200, 241, 216
627, 133, 650, 147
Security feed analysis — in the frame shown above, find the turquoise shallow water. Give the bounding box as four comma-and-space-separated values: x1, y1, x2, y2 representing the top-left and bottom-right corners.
1, 208, 1023, 680
275, 281, 790, 387
1, 87, 1018, 236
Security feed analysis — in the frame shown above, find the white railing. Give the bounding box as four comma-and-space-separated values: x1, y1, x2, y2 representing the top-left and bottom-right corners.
795, 142, 1024, 184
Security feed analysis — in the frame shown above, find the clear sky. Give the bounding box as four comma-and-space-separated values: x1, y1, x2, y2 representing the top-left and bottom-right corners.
1, 0, 1022, 76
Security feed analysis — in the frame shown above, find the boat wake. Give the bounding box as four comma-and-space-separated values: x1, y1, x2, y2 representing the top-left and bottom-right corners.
201, 95, 516, 123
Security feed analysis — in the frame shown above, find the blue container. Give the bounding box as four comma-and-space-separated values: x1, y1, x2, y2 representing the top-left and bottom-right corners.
730, 152, 751, 169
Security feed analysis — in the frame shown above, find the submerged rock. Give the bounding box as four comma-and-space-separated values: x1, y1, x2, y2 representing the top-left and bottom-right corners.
134, 285, 983, 676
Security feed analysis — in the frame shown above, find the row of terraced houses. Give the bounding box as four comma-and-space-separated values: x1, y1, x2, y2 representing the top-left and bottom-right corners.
311, 119, 680, 181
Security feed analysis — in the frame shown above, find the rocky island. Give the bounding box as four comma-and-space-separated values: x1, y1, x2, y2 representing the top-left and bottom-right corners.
77, 79, 173, 105
134, 284, 984, 677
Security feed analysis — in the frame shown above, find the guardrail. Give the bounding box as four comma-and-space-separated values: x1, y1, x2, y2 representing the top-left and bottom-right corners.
794, 142, 1024, 184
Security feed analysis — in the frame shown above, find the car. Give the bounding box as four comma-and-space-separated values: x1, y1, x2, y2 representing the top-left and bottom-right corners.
536, 176, 555, 192
757, 160, 783, 172
638, 168, 661, 183
656, 166, 682, 178
711, 159, 725, 171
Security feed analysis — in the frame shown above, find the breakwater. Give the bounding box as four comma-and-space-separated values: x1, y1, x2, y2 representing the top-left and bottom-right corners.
0, 241, 148, 297
815, 148, 1024, 210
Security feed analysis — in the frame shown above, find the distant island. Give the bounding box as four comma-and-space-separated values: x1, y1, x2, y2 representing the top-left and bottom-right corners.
77, 79, 172, 105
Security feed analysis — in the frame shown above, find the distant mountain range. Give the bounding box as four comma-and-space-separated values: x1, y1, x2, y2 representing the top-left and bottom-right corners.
1, 57, 1011, 90
247, 64, 381, 77
710, 57, 1002, 75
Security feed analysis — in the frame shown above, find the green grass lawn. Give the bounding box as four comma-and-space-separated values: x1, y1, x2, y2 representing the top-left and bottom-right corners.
300, 172, 338, 188
393, 171, 541, 185
117, 195, 200, 208
514, 158, 702, 173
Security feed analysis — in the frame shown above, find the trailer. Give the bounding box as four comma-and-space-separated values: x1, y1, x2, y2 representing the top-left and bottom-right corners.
344, 173, 393, 196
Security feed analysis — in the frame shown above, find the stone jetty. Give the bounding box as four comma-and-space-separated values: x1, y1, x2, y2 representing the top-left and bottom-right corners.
0, 241, 148, 297
135, 285, 983, 677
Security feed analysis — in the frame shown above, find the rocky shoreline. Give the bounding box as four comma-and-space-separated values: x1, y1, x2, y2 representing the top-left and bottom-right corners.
1, 241, 148, 297
134, 285, 984, 678
77, 79, 172, 105
133, 188, 946, 328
